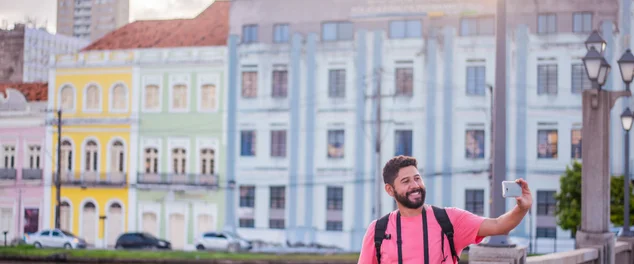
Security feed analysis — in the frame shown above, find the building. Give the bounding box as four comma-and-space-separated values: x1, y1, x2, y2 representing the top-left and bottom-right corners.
226, 0, 629, 252
0, 24, 88, 83
45, 50, 135, 248
0, 83, 48, 243
47, 1, 230, 250
56, 0, 130, 41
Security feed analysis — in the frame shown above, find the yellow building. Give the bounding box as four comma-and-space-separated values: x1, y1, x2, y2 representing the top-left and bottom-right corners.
46, 51, 137, 248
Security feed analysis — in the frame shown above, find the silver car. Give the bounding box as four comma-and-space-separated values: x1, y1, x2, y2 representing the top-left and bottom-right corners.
194, 231, 252, 252
25, 229, 87, 249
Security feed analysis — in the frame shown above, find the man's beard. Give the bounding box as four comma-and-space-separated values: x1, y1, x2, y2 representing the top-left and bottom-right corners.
394, 187, 426, 209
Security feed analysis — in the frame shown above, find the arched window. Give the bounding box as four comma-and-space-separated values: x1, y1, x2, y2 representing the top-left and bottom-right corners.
61, 140, 73, 172
111, 84, 127, 111
60, 85, 74, 110
200, 84, 216, 110
172, 148, 186, 174
200, 148, 214, 175
144, 85, 159, 110
172, 84, 187, 110
85, 140, 98, 172
85, 84, 100, 110
144, 148, 158, 174
110, 141, 124, 173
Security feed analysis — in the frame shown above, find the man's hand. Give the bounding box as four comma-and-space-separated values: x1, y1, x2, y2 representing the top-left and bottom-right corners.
515, 178, 532, 212
477, 178, 532, 237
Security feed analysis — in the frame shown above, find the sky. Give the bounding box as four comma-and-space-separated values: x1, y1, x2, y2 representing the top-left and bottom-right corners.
0, 0, 215, 33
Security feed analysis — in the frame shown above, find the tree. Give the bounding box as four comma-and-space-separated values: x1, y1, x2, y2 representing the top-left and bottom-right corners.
554, 161, 634, 238
610, 175, 634, 226
554, 162, 582, 238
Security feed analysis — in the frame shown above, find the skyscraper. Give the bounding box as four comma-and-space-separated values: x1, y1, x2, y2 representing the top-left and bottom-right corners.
56, 0, 129, 41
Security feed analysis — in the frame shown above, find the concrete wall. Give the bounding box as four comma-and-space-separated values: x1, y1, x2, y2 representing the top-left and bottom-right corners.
0, 25, 25, 83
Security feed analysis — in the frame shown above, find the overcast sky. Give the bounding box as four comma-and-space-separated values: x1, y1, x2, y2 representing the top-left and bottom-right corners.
0, 0, 215, 32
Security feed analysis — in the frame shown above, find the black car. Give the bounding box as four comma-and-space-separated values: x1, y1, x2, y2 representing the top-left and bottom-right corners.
114, 232, 171, 250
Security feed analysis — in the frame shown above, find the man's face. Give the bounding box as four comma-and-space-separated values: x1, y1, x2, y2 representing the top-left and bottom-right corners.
387, 165, 426, 209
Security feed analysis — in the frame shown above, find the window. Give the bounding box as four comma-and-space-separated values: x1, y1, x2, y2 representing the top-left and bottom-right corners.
270, 130, 287, 157
460, 16, 495, 36
241, 71, 257, 98
171, 148, 186, 174
2, 145, 15, 168
172, 84, 188, 110
200, 148, 215, 175
466, 66, 486, 96
537, 129, 558, 159
571, 129, 582, 159
273, 24, 289, 43
270, 186, 285, 209
322, 21, 353, 41
326, 187, 343, 210
200, 84, 216, 111
110, 141, 124, 173
465, 129, 485, 159
239, 186, 255, 207
389, 20, 421, 39
327, 130, 344, 159
394, 130, 413, 156
537, 190, 556, 216
144, 148, 158, 174
573, 12, 592, 33
536, 227, 557, 238
271, 70, 288, 98
538, 14, 557, 34
111, 84, 127, 111
465, 189, 485, 216
84, 141, 98, 172
28, 145, 41, 169
395, 67, 413, 96
240, 130, 256, 156
239, 219, 254, 228
269, 219, 285, 229
61, 140, 73, 172
144, 84, 159, 110
571, 64, 591, 93
326, 221, 343, 231
328, 69, 346, 98
85, 85, 100, 110
242, 24, 258, 43
538, 64, 558, 95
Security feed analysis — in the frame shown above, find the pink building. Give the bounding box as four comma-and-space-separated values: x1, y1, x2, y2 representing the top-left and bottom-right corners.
0, 84, 48, 244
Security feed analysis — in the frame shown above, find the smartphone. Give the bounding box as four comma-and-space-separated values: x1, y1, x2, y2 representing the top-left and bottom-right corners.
502, 181, 522, 198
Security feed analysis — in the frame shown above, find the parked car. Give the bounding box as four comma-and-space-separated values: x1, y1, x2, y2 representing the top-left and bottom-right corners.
114, 232, 171, 250
24, 229, 86, 249
194, 231, 252, 252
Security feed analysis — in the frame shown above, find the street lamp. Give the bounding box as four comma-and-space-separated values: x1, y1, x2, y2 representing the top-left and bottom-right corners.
620, 108, 633, 237
583, 47, 605, 85
598, 58, 611, 87
618, 49, 634, 91
585, 30, 607, 54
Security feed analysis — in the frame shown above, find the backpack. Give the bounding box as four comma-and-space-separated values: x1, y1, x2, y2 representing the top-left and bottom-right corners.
373, 205, 459, 263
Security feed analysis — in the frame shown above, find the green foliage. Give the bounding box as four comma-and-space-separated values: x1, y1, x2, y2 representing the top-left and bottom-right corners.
554, 161, 634, 237
554, 161, 582, 238
609, 175, 634, 226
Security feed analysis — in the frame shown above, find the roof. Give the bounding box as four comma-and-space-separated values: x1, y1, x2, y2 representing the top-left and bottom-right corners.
0, 82, 48, 102
82, 1, 229, 51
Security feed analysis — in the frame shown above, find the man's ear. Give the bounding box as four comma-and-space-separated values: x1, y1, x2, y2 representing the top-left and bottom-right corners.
385, 183, 394, 197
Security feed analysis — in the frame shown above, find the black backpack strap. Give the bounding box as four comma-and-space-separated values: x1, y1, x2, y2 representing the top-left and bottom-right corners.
373, 213, 391, 264
432, 206, 460, 262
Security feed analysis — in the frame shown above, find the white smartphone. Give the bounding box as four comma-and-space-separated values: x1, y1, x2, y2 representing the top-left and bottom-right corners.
502, 181, 522, 198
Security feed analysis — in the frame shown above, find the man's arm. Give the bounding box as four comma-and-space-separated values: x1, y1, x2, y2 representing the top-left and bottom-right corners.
357, 221, 378, 264
477, 178, 532, 237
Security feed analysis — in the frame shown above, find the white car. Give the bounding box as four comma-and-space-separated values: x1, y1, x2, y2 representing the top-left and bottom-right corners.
25, 229, 87, 249
194, 231, 252, 252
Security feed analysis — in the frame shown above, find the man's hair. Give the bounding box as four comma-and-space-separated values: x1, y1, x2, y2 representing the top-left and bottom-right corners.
382, 155, 418, 185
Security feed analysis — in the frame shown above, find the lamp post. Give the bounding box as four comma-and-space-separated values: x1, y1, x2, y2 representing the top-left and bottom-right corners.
620, 108, 633, 237
577, 30, 631, 264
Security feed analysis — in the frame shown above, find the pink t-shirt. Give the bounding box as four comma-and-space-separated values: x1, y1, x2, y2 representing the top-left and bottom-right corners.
357, 206, 485, 264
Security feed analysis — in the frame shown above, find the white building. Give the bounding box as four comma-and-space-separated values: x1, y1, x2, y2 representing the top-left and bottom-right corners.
225, 0, 631, 253
23, 27, 89, 82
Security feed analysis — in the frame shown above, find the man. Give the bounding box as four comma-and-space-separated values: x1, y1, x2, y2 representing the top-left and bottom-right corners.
357, 156, 532, 264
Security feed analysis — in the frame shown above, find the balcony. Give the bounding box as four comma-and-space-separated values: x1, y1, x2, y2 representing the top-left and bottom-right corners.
22, 169, 43, 180
55, 172, 127, 187
0, 168, 17, 180
137, 173, 219, 189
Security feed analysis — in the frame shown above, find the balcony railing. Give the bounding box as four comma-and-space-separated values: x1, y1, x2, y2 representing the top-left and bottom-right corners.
137, 173, 219, 187
0, 168, 17, 180
22, 169, 43, 180
54, 171, 127, 187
